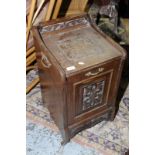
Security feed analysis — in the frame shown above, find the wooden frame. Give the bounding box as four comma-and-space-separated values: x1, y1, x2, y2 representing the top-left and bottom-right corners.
26, 0, 62, 94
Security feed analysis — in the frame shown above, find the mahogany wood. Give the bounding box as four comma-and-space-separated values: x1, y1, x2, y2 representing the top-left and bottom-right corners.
32, 14, 126, 144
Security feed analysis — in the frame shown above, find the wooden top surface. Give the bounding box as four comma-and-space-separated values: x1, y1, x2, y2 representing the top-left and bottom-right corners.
38, 15, 123, 75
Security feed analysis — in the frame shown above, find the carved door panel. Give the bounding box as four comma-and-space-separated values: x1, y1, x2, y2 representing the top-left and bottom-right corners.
74, 71, 112, 117
80, 80, 105, 111
67, 59, 121, 125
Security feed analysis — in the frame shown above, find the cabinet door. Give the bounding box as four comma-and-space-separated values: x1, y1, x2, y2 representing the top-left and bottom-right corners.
75, 71, 112, 116
67, 59, 121, 125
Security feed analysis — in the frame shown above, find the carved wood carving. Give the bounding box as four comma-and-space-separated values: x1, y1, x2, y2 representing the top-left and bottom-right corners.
40, 17, 89, 33
82, 80, 105, 111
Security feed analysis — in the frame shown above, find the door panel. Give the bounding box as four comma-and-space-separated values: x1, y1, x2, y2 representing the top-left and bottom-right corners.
74, 70, 113, 116
67, 59, 121, 125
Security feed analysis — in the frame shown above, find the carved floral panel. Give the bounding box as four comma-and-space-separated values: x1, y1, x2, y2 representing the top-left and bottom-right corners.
82, 80, 105, 111
40, 17, 89, 33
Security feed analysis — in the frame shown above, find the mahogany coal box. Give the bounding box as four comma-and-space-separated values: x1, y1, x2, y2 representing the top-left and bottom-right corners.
32, 14, 126, 144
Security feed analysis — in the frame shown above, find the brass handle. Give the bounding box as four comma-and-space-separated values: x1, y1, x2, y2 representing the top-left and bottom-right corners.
41, 53, 51, 68
85, 68, 104, 77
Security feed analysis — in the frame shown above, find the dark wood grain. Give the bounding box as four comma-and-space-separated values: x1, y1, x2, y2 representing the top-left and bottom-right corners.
32, 14, 126, 144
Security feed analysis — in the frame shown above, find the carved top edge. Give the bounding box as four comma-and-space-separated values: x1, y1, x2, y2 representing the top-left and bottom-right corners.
40, 17, 89, 33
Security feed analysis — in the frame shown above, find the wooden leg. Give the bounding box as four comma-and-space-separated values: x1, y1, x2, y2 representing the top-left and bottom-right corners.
110, 109, 116, 121
61, 129, 70, 145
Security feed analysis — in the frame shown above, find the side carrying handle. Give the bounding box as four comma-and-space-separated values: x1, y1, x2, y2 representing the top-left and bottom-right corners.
41, 52, 51, 68
85, 68, 104, 77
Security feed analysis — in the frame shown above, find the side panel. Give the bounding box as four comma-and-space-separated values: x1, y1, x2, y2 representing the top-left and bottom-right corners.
33, 32, 68, 134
